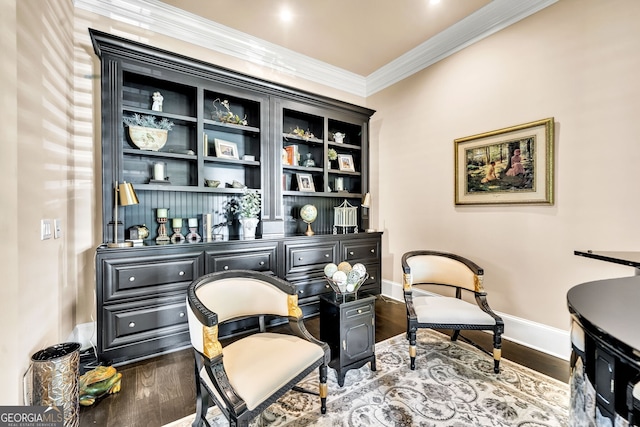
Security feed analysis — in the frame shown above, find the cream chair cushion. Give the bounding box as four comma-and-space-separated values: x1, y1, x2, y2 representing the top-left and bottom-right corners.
200, 332, 324, 411
413, 296, 496, 325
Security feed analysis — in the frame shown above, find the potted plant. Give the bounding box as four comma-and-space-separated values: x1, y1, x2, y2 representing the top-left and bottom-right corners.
327, 148, 338, 169
123, 113, 174, 151
238, 189, 261, 239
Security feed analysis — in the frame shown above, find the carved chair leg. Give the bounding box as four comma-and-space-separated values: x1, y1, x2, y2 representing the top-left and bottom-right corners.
408, 330, 417, 370
493, 329, 502, 373
192, 354, 209, 427
319, 364, 328, 414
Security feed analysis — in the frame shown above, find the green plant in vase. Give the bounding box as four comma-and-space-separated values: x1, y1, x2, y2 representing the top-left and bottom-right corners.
238, 189, 261, 239
328, 148, 338, 169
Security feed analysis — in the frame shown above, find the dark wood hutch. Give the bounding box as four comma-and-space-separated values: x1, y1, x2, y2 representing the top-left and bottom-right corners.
89, 29, 381, 364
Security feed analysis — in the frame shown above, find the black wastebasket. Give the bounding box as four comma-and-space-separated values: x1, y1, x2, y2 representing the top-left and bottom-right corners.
31, 342, 81, 427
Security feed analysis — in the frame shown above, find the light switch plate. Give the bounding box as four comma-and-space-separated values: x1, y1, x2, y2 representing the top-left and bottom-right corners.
41, 219, 52, 240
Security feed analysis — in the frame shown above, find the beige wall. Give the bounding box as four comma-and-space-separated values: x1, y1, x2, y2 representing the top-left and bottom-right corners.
368, 0, 640, 330
3, 0, 639, 403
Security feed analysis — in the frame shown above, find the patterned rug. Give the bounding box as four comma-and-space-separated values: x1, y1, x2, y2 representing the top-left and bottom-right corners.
165, 329, 569, 427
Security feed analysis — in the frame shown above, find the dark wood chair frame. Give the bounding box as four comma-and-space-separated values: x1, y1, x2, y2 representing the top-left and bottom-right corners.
187, 270, 331, 427
402, 250, 504, 373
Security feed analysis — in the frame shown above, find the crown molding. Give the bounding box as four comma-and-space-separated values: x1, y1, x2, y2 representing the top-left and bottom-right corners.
366, 0, 558, 95
74, 0, 556, 97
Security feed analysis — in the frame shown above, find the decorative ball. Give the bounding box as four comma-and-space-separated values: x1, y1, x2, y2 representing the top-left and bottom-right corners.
337, 261, 352, 273
332, 270, 347, 285
346, 283, 355, 292
300, 204, 318, 224
352, 263, 367, 277
324, 263, 338, 278
347, 270, 361, 284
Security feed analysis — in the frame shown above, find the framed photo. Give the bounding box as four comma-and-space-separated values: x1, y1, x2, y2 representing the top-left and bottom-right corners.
338, 154, 355, 172
296, 173, 316, 192
454, 117, 554, 205
214, 138, 239, 160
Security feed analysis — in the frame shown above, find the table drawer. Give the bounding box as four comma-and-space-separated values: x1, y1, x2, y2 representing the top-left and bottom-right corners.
102, 295, 189, 357
207, 250, 275, 273
341, 239, 380, 262
285, 242, 337, 276
102, 252, 204, 302
293, 275, 333, 299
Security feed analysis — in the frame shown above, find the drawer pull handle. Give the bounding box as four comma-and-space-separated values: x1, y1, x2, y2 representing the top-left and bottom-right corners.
370, 249, 375, 253
325, 254, 330, 258
128, 277, 135, 282
224, 266, 229, 270
349, 251, 354, 255
259, 261, 265, 266
179, 271, 185, 276
342, 340, 346, 350
299, 290, 304, 294
325, 284, 330, 288
179, 312, 185, 317
298, 257, 303, 261
357, 309, 362, 314
128, 322, 135, 328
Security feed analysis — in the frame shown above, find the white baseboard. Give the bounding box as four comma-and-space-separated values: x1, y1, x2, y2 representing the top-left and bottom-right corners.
381, 280, 570, 361
67, 321, 97, 351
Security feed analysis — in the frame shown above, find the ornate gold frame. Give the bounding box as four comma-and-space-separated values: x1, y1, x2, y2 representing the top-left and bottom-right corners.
454, 118, 554, 205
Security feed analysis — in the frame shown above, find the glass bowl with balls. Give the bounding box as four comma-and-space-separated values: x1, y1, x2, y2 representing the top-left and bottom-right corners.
324, 261, 369, 300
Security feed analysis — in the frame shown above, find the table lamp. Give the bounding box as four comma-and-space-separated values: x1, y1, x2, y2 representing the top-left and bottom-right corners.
108, 181, 139, 248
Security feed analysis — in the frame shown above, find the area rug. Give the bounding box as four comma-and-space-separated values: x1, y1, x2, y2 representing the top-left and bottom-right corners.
165, 329, 569, 426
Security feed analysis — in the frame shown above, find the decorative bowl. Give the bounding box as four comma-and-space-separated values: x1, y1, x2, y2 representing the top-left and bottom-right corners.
128, 126, 168, 151
325, 273, 369, 296
205, 179, 220, 188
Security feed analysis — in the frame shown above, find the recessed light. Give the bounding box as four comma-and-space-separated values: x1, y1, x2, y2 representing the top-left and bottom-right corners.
280, 7, 293, 22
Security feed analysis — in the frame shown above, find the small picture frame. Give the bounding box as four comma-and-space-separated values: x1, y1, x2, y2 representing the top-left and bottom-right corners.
338, 154, 355, 172
296, 173, 316, 192
214, 139, 239, 160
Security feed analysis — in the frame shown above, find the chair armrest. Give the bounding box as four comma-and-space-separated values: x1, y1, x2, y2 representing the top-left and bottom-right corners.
201, 354, 247, 415
289, 317, 331, 363
475, 293, 503, 324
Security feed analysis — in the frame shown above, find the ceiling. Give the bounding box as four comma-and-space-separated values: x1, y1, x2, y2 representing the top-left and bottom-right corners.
75, 0, 557, 96
156, 0, 492, 77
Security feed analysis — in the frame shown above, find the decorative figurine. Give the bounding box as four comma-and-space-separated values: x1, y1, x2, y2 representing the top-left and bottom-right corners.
151, 91, 163, 112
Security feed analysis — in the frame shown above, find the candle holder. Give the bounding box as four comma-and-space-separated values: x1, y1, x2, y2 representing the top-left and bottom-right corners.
186, 218, 201, 242
155, 217, 171, 244
186, 227, 201, 242
170, 227, 185, 243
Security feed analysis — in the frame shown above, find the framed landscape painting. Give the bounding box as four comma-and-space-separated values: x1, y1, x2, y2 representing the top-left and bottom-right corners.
454, 118, 554, 205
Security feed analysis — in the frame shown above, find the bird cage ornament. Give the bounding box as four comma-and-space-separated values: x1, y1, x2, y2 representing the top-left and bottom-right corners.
333, 200, 358, 234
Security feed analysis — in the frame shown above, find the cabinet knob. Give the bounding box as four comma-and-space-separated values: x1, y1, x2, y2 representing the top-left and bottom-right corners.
299, 290, 304, 294
259, 261, 265, 266
342, 340, 346, 350
179, 312, 185, 317
349, 251, 354, 255
178, 271, 185, 276
298, 257, 303, 261
357, 309, 362, 314
128, 276, 135, 282
224, 266, 229, 270
370, 249, 375, 253
325, 284, 330, 288
128, 322, 135, 328
325, 254, 330, 258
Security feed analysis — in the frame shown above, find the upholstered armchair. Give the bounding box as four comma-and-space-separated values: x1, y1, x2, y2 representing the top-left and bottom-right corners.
402, 250, 504, 373
186, 270, 330, 427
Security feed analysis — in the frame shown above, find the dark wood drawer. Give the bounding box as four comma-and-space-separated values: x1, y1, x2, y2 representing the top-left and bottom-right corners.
102, 252, 204, 302
285, 241, 338, 276
206, 244, 277, 273
344, 300, 374, 319
341, 239, 380, 262
101, 295, 190, 362
292, 274, 333, 299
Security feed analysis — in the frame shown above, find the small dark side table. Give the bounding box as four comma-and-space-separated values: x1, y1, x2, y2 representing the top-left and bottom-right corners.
319, 294, 377, 387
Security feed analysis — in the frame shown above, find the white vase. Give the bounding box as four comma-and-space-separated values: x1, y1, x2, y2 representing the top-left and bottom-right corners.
240, 218, 259, 239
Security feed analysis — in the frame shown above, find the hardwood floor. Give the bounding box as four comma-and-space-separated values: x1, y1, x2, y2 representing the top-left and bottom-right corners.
79, 295, 569, 427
